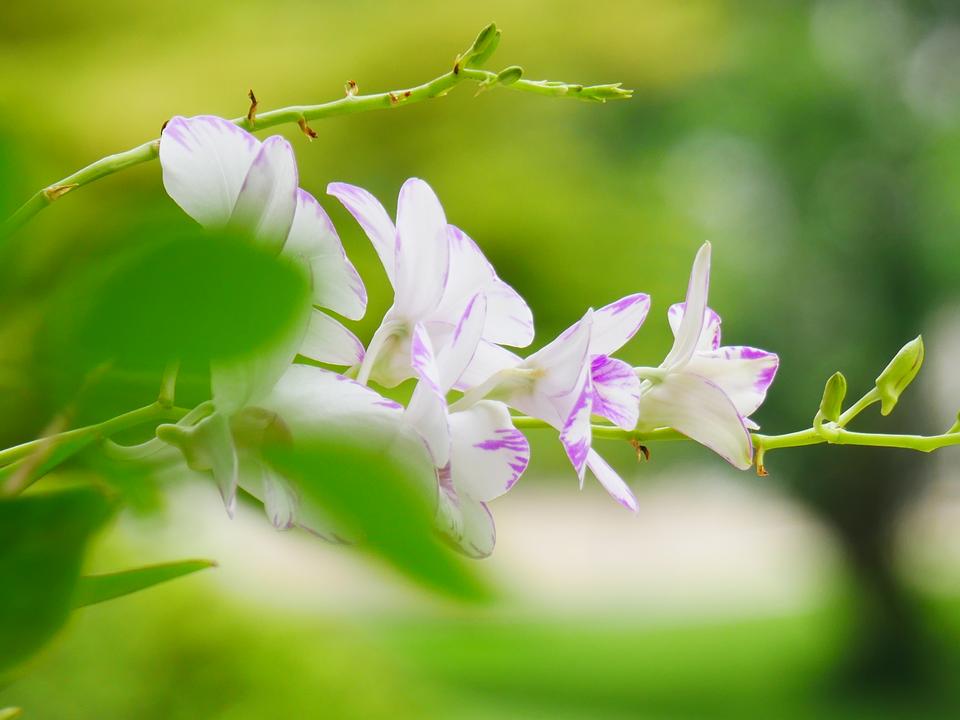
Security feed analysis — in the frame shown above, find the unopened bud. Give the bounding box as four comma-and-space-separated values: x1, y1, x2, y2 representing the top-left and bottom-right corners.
875, 335, 924, 416
819, 372, 847, 423
464, 23, 501, 68
496, 65, 523, 85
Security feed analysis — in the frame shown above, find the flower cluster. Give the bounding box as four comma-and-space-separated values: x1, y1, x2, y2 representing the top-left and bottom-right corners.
155, 115, 779, 556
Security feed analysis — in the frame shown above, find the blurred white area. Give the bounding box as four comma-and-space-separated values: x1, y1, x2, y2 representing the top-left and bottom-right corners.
106, 466, 845, 622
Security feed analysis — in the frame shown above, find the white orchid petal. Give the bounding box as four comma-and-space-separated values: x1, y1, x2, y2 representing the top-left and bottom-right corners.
668, 303, 722, 352
587, 449, 638, 512
638, 371, 753, 470
449, 400, 529, 502
560, 361, 593, 482
437, 294, 487, 393
299, 310, 365, 367
662, 242, 712, 370
327, 182, 397, 285
159, 115, 260, 228
455, 340, 522, 391
590, 293, 651, 356
394, 178, 449, 319
406, 324, 451, 467
684, 346, 779, 419
591, 355, 641, 430
434, 226, 534, 347
284, 189, 367, 320
228, 135, 299, 252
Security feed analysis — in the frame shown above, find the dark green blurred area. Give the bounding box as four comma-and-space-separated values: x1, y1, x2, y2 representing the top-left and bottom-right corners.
3, 0, 960, 717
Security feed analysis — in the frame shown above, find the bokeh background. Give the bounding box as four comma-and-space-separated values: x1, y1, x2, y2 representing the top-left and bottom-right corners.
3, 0, 960, 717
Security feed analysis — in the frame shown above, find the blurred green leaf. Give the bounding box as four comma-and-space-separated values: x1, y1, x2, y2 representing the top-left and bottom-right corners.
73, 559, 217, 608
0, 487, 114, 675
267, 440, 490, 603
70, 228, 310, 369
0, 707, 22, 720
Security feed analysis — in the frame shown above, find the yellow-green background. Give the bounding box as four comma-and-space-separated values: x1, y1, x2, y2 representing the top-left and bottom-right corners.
3, 0, 960, 717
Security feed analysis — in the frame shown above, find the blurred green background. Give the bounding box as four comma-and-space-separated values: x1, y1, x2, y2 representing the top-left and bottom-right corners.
3, 0, 960, 717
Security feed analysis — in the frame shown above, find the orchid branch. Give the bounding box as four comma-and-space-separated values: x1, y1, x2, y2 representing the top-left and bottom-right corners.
2, 23, 631, 235
0, 402, 189, 497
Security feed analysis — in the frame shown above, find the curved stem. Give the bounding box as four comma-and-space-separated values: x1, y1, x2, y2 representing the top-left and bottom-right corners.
511, 414, 960, 472
3, 30, 630, 235
0, 403, 190, 496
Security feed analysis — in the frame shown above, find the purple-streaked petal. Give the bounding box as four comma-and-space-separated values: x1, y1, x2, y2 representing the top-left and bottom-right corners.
159, 115, 259, 228
504, 311, 593, 430
591, 355, 641, 430
662, 243, 712, 370
405, 323, 451, 466
432, 226, 534, 348
394, 178, 449, 319
283, 189, 366, 320
590, 293, 651, 356
436, 293, 487, 393
685, 346, 779, 418
586, 449, 639, 512
638, 371, 753, 470
299, 309, 365, 367
449, 400, 529, 502
668, 303, 722, 352
327, 181, 397, 285
560, 361, 593, 482
455, 339, 522, 391
460, 498, 497, 559
228, 135, 299, 252
435, 474, 497, 559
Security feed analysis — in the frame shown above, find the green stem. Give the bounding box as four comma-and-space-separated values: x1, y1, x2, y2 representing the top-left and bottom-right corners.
0, 403, 189, 497
511, 414, 960, 471
3, 29, 630, 235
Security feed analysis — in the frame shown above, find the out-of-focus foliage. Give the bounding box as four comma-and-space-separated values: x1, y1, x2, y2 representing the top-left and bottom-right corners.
2, 0, 960, 716
72, 559, 217, 608
269, 438, 489, 601
0, 487, 113, 676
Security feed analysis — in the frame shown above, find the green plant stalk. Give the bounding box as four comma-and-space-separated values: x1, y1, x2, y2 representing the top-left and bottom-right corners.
0, 402, 189, 497
3, 34, 630, 234
510, 415, 960, 465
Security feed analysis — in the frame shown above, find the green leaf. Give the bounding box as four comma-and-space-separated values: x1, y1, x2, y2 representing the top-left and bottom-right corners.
70, 228, 311, 368
267, 440, 490, 603
0, 487, 114, 675
73, 559, 217, 608
0, 707, 23, 720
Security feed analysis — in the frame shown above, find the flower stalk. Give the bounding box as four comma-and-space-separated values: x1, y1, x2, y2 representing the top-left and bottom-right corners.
2, 24, 631, 235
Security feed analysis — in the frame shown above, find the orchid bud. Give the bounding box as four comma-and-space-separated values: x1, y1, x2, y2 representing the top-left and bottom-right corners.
464, 23, 501, 68
819, 372, 847, 423
875, 335, 924, 416
496, 65, 523, 86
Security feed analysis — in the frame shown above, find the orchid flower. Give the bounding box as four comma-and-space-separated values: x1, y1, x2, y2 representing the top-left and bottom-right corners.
158, 364, 434, 536
328, 179, 533, 388
159, 115, 368, 410
449, 291, 651, 511
405, 293, 530, 557
636, 243, 779, 469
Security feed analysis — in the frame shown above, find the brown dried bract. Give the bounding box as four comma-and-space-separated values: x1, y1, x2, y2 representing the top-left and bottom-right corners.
298, 118, 317, 140
345, 79, 359, 97
247, 89, 259, 126
630, 439, 651, 462
43, 184, 79, 202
